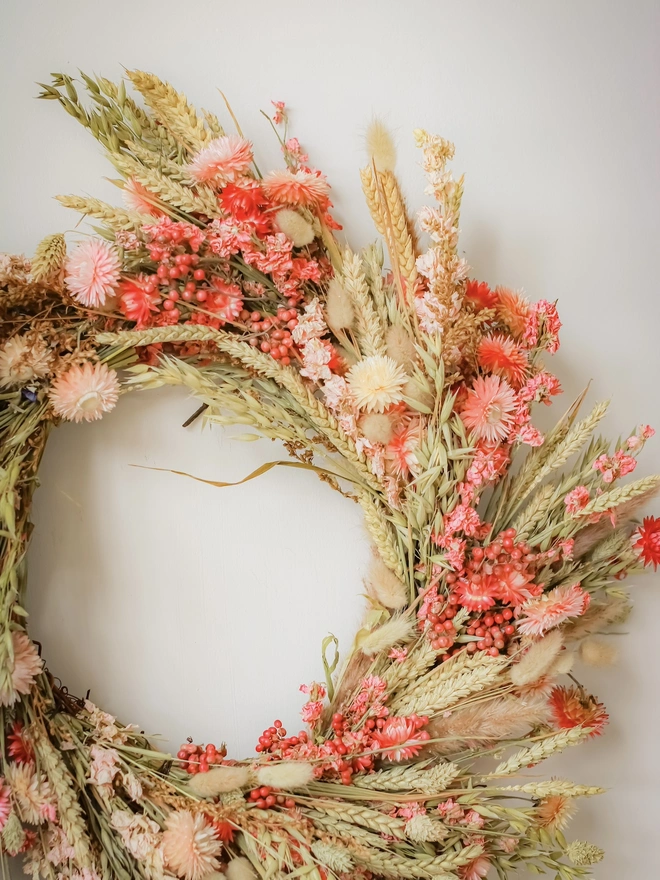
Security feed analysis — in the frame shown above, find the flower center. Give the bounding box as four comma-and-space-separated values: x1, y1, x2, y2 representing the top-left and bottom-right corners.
78, 391, 102, 412
486, 403, 503, 425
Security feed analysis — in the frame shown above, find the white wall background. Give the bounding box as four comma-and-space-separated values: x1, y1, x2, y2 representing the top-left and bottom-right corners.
1, 1, 659, 876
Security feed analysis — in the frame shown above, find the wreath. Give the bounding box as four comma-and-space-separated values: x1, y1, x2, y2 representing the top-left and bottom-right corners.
0, 69, 658, 880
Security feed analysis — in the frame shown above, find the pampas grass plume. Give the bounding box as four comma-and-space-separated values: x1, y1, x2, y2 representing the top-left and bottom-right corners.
360, 413, 395, 445
549, 650, 575, 676
256, 761, 314, 790
274, 209, 315, 247
579, 638, 618, 668
366, 120, 397, 172
186, 765, 250, 797
361, 615, 414, 657
386, 325, 417, 372
325, 278, 355, 332
510, 630, 563, 687
366, 555, 408, 609
226, 857, 257, 880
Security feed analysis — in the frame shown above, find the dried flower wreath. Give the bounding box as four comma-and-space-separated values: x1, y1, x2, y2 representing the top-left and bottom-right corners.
0, 70, 658, 880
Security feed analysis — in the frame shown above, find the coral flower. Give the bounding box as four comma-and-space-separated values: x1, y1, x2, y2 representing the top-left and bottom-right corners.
548, 686, 608, 737
477, 334, 528, 386
496, 287, 530, 337
372, 717, 430, 762
263, 169, 331, 210
347, 355, 407, 413
188, 135, 254, 184
564, 485, 590, 516
454, 576, 497, 612
49, 362, 120, 423
634, 516, 660, 569
386, 419, 422, 477
459, 854, 491, 880
465, 279, 498, 310
65, 239, 121, 308
7, 722, 33, 765
0, 632, 43, 707
0, 780, 10, 831
517, 583, 590, 636
161, 810, 222, 880
461, 374, 517, 443
490, 569, 536, 606
118, 277, 160, 327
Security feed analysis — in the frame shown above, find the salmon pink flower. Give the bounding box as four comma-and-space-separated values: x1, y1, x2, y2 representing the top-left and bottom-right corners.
634, 516, 660, 569
118, 277, 160, 327
459, 854, 491, 880
49, 362, 120, 423
188, 135, 253, 184
263, 169, 331, 210
271, 101, 286, 125
522, 299, 561, 353
386, 419, 422, 477
496, 287, 530, 336
564, 485, 591, 515
549, 685, 608, 737
65, 239, 121, 308
218, 182, 267, 221
454, 576, 497, 612
593, 450, 637, 483
162, 810, 221, 880
122, 178, 161, 216
517, 583, 590, 636
465, 279, 498, 310
477, 334, 528, 386
372, 716, 430, 762
0, 780, 10, 831
461, 375, 517, 443
0, 631, 43, 706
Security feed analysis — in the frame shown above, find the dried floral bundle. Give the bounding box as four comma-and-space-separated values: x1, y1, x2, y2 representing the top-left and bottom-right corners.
0, 70, 658, 880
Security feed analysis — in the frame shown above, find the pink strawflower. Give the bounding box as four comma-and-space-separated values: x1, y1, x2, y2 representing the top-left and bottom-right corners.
0, 779, 10, 831
386, 419, 422, 477
564, 485, 591, 515
371, 717, 430, 762
459, 854, 491, 880
263, 169, 331, 210
461, 375, 517, 443
188, 135, 253, 184
161, 811, 221, 880
0, 631, 43, 706
65, 239, 121, 308
518, 583, 590, 636
50, 362, 120, 423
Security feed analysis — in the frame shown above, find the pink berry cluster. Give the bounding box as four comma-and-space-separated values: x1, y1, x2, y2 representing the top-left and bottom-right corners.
256, 719, 309, 754
247, 785, 295, 811
177, 740, 227, 774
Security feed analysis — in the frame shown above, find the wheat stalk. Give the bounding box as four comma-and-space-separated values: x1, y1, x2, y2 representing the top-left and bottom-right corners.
30, 233, 66, 283
126, 70, 213, 152
500, 779, 604, 798
360, 165, 386, 236
379, 170, 418, 287
577, 474, 660, 517
384, 638, 439, 692
358, 492, 407, 580
342, 249, 387, 357
56, 195, 149, 231
353, 761, 460, 794
310, 802, 406, 837
492, 727, 591, 776
111, 153, 220, 218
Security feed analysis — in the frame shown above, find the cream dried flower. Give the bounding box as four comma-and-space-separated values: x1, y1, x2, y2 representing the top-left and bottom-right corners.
161, 810, 221, 880
347, 355, 407, 412
0, 335, 53, 388
5, 762, 54, 825
565, 840, 604, 866
49, 362, 120, 423
0, 632, 43, 707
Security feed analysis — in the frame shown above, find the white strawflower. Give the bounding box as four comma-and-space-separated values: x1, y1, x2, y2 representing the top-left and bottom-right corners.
347, 355, 407, 412
0, 335, 53, 387
161, 810, 221, 880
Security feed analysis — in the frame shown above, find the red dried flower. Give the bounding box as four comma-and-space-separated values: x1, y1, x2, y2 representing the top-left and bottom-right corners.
548, 686, 608, 737
465, 279, 499, 311
634, 516, 660, 570
7, 721, 33, 764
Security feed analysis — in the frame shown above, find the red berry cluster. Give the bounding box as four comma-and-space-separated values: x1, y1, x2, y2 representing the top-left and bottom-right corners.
256, 719, 309, 754
330, 713, 376, 785
424, 599, 460, 652
246, 308, 299, 365
177, 740, 227, 774
247, 785, 295, 810
465, 608, 516, 655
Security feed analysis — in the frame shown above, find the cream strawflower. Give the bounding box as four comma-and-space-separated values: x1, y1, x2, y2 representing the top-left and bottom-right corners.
0, 632, 43, 707
5, 762, 54, 824
65, 239, 121, 308
347, 355, 407, 412
161, 810, 221, 880
188, 135, 253, 184
50, 362, 120, 423
0, 335, 53, 387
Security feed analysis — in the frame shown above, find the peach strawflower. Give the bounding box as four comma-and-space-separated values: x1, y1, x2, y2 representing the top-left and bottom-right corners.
496, 287, 530, 336
161, 810, 221, 880
386, 419, 422, 477
188, 135, 253, 184
0, 335, 53, 388
371, 716, 430, 761
0, 632, 43, 707
477, 334, 528, 387
5, 762, 55, 824
461, 374, 517, 443
535, 794, 577, 831
549, 685, 608, 737
263, 169, 331, 209
65, 239, 121, 308
347, 356, 407, 413
49, 362, 120, 423
122, 178, 161, 216
517, 583, 590, 636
